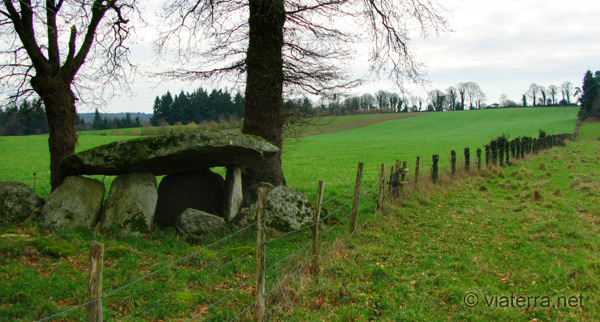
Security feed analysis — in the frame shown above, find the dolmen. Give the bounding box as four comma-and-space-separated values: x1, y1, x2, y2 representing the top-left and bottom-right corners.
41, 130, 279, 236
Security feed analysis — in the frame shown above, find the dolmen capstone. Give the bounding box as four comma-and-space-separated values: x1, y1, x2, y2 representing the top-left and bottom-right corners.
44, 130, 279, 235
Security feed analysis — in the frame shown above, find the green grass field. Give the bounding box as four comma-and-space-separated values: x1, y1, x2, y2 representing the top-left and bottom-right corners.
0, 106, 589, 321
0, 107, 579, 199
275, 122, 600, 321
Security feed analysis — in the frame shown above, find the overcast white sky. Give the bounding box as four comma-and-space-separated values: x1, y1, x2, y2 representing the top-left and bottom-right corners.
99, 0, 600, 114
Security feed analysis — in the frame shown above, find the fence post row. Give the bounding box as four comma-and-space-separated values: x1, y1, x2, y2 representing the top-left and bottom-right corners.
311, 181, 325, 275
87, 241, 104, 322
432, 154, 439, 184
255, 187, 267, 321
350, 162, 364, 234
476, 148, 482, 170
464, 148, 470, 172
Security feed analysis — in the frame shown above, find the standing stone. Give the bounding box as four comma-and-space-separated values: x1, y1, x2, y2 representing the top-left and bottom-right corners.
154, 170, 225, 227
101, 173, 158, 236
223, 167, 243, 222
175, 208, 226, 236
40, 176, 105, 232
235, 186, 313, 232
0, 181, 44, 226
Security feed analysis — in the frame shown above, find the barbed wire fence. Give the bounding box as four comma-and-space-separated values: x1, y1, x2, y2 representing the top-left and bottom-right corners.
31, 132, 571, 322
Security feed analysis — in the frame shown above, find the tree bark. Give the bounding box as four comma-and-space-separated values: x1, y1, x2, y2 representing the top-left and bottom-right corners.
31, 75, 78, 191
241, 0, 286, 191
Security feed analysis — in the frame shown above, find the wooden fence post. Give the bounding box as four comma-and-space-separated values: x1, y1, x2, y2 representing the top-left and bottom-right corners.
464, 147, 470, 172
87, 241, 104, 322
415, 156, 420, 183
400, 161, 407, 193
450, 150, 456, 176
476, 148, 482, 170
432, 154, 439, 184
378, 164, 385, 210
311, 181, 325, 275
485, 145, 490, 167
350, 162, 364, 234
255, 187, 267, 321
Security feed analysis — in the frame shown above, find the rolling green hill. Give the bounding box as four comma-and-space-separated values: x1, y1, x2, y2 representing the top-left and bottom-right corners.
284, 107, 578, 197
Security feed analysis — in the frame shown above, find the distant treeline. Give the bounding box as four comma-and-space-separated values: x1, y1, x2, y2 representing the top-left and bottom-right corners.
86, 109, 143, 130
150, 88, 244, 126
0, 101, 48, 136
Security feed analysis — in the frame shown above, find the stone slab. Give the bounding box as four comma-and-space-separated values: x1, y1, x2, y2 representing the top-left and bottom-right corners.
61, 130, 279, 176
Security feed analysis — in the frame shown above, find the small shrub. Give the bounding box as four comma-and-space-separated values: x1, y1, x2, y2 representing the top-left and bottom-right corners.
173, 122, 184, 134
104, 245, 129, 260
538, 162, 546, 170
187, 122, 197, 132
35, 237, 76, 258
142, 126, 156, 136
128, 129, 142, 136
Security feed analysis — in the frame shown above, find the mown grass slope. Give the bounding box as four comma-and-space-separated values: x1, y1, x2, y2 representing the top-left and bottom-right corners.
274, 122, 600, 321
284, 107, 578, 199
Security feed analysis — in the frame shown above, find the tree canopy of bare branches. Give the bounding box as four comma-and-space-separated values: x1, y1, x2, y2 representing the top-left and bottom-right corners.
0, 0, 139, 190
156, 0, 450, 188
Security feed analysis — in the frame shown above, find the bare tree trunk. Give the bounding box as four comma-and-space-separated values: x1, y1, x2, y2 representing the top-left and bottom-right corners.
31, 76, 77, 191
242, 0, 286, 191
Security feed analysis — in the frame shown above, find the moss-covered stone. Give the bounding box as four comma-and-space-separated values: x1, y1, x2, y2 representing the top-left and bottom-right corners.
101, 173, 157, 236
61, 130, 279, 176
39, 176, 105, 232
0, 181, 44, 226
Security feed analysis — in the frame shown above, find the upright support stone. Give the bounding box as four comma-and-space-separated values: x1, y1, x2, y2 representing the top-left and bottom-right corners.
311, 181, 325, 275
432, 154, 439, 184
450, 150, 456, 176
87, 242, 104, 322
223, 166, 243, 222
476, 148, 482, 170
415, 156, 420, 183
255, 187, 267, 321
464, 148, 470, 172
378, 164, 385, 210
350, 162, 364, 234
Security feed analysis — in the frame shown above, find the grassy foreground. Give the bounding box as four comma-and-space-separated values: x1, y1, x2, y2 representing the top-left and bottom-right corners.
0, 107, 584, 321
273, 122, 600, 321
